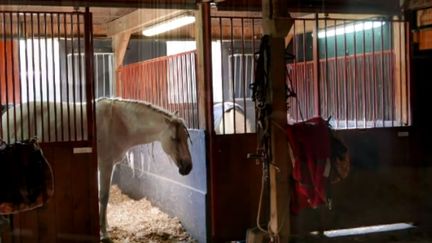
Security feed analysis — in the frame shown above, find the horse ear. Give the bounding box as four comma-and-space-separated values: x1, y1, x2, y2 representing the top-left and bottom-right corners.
174, 110, 179, 116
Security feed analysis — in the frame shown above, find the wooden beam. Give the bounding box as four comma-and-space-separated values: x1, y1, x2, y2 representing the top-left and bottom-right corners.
112, 32, 131, 70
261, 0, 292, 242
106, 8, 185, 37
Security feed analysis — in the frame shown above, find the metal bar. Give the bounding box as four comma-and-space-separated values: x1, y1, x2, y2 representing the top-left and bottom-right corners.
2, 12, 9, 142
353, 20, 358, 128
63, 13, 71, 141
58, 13, 64, 141
372, 20, 376, 127
230, 17, 236, 134
362, 22, 367, 128
241, 17, 247, 132
381, 20, 385, 127
44, 13, 51, 142
313, 15, 321, 118
31, 13, 38, 138
84, 8, 94, 142
10, 12, 17, 141
324, 19, 329, 120
302, 19, 307, 120
185, 53, 192, 128
293, 20, 298, 121
219, 17, 225, 134
51, 13, 58, 141
334, 20, 339, 128
343, 20, 348, 128
37, 13, 45, 141
70, 14, 77, 141
405, 21, 411, 125
193, 52, 199, 128
390, 21, 394, 127
77, 13, 84, 139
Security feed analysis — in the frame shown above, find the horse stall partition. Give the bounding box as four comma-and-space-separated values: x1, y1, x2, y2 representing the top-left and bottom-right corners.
117, 50, 199, 129
0, 10, 98, 243
114, 51, 207, 242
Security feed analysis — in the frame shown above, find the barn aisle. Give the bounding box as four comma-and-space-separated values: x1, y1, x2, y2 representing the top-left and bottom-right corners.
107, 186, 196, 243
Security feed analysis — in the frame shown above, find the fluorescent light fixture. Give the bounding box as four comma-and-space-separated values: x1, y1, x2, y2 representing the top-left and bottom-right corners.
310, 223, 415, 238
142, 14, 195, 37
318, 21, 385, 38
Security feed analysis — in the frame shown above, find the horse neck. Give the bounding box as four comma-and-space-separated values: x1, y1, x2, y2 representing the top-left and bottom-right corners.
112, 101, 170, 146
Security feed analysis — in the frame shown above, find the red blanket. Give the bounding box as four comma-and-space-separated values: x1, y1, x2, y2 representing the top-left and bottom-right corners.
286, 117, 331, 214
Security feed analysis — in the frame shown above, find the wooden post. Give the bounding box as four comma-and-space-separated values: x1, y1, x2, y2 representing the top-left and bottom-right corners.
195, 2, 214, 131
261, 0, 292, 241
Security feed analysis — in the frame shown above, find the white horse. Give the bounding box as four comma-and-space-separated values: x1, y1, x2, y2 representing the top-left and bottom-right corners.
1, 97, 193, 242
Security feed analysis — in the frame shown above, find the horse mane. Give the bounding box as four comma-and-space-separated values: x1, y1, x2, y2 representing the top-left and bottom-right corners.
97, 97, 185, 125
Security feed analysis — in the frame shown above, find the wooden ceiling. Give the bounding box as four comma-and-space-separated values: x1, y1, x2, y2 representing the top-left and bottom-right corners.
0, 0, 402, 38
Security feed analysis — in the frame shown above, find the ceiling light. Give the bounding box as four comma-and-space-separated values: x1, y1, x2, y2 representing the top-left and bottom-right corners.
142, 14, 195, 37
318, 21, 385, 38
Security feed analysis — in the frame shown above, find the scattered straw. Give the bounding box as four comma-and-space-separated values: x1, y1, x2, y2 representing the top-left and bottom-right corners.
107, 185, 196, 243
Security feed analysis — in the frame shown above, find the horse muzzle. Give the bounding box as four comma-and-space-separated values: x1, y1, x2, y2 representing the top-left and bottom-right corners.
179, 161, 192, 175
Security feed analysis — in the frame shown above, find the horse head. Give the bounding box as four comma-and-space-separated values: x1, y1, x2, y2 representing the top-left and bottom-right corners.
159, 117, 192, 175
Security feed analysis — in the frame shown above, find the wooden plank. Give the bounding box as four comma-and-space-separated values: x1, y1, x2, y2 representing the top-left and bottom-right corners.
36, 146, 57, 243
419, 29, 432, 50
261, 0, 292, 242
53, 145, 74, 242
112, 32, 131, 70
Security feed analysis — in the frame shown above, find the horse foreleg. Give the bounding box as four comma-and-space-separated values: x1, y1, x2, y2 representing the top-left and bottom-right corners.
98, 160, 114, 242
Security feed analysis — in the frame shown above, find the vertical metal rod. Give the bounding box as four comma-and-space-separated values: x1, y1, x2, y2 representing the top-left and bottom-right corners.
84, 7, 95, 142
37, 13, 45, 141
390, 20, 394, 126
70, 14, 77, 141
230, 17, 236, 134
179, 54, 186, 121
343, 20, 348, 128
362, 22, 367, 128
185, 53, 192, 127
44, 13, 51, 142
51, 13, 58, 141
372, 20, 376, 127
77, 13, 84, 139
176, 57, 182, 116
187, 53, 195, 128
241, 18, 247, 132
10, 12, 17, 140
399, 20, 403, 125
193, 52, 199, 128
17, 13, 24, 141
313, 16, 321, 118
2, 12, 10, 142
218, 17, 225, 134
381, 20, 385, 127
30, 13, 38, 138
63, 13, 71, 141
252, 18, 257, 128
24, 14, 31, 139
334, 20, 339, 128
293, 20, 298, 121
58, 13, 64, 140
405, 21, 411, 125
353, 20, 358, 128
324, 19, 329, 120
306, 19, 308, 120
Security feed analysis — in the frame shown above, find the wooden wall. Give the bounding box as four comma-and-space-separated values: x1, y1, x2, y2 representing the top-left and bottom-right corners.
1, 142, 99, 243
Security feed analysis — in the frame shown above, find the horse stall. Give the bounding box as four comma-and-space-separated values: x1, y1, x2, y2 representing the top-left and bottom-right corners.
109, 34, 207, 242
0, 9, 99, 243
206, 6, 432, 242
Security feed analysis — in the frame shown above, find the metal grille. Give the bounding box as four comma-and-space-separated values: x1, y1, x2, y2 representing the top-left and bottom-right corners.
286, 17, 410, 129
0, 11, 94, 143
68, 52, 114, 98
211, 16, 261, 134
117, 51, 199, 129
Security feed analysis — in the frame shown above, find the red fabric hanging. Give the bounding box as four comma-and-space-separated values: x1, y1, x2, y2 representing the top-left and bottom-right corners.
286, 117, 331, 214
